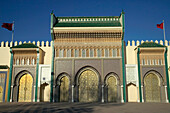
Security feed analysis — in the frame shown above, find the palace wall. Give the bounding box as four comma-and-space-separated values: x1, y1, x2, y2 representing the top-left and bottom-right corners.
0, 40, 170, 102
126, 40, 170, 102
0, 46, 10, 66
0, 41, 52, 66
1, 40, 170, 67
126, 40, 170, 66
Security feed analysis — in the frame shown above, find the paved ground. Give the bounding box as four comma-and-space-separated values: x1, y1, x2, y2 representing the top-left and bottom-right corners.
0, 102, 170, 113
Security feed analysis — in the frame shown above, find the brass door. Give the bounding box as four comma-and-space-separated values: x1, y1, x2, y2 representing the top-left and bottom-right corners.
18, 74, 33, 102
107, 76, 117, 102
0, 86, 3, 102
0, 73, 5, 102
79, 70, 98, 102
60, 76, 69, 102
144, 73, 160, 102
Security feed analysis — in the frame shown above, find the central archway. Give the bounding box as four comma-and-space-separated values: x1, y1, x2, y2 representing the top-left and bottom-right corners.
18, 74, 33, 102
78, 69, 99, 102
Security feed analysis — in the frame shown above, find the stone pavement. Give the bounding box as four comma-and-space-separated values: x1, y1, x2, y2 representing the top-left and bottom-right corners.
0, 102, 170, 113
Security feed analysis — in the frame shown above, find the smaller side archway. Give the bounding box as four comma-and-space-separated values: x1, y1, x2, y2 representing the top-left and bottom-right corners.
40, 82, 50, 102
126, 83, 138, 102
143, 70, 164, 102
104, 72, 120, 102
55, 73, 71, 102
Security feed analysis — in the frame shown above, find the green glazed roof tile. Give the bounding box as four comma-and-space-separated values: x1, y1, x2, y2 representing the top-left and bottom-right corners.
57, 16, 119, 19
55, 22, 121, 27
11, 43, 39, 48
0, 65, 9, 69
54, 16, 121, 27
138, 42, 165, 48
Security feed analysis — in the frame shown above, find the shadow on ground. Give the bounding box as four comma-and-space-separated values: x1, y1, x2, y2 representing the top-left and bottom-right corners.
0, 102, 125, 113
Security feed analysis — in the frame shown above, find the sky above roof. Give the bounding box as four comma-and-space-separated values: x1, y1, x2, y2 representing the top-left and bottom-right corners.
0, 0, 170, 44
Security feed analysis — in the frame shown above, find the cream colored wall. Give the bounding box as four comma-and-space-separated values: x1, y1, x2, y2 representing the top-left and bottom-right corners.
168, 46, 170, 67
0, 46, 10, 66
44, 85, 50, 102
126, 40, 137, 64
167, 41, 170, 88
127, 84, 138, 102
37, 41, 52, 65
40, 46, 52, 65
0, 41, 52, 66
166, 40, 170, 68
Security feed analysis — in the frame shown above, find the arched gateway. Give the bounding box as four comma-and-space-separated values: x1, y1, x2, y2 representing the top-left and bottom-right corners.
78, 69, 99, 102
55, 73, 70, 102
144, 73, 161, 102
106, 75, 118, 102
18, 74, 33, 102
59, 76, 69, 102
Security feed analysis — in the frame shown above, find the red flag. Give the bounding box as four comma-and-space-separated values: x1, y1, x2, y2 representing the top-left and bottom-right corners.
157, 22, 163, 29
1, 23, 13, 31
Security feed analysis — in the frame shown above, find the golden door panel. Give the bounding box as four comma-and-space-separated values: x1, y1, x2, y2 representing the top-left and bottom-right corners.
79, 71, 88, 102
79, 70, 98, 102
18, 74, 33, 102
107, 76, 117, 102
144, 73, 160, 102
25, 74, 33, 102
0, 73, 5, 102
60, 76, 69, 102
0, 86, 3, 102
18, 75, 26, 102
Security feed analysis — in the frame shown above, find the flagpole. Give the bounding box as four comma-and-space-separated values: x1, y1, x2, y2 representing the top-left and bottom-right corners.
163, 20, 166, 42
12, 21, 14, 47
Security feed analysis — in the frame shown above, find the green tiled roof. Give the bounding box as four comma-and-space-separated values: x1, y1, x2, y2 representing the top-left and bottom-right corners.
54, 16, 121, 27
11, 43, 39, 48
0, 65, 8, 69
138, 42, 165, 48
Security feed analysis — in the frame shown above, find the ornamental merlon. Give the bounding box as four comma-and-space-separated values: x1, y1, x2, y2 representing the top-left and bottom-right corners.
57, 16, 120, 23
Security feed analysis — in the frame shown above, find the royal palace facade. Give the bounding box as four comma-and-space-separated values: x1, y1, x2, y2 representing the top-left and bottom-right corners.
0, 11, 170, 103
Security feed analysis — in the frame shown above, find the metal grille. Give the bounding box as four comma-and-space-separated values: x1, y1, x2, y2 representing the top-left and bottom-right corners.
18, 74, 33, 102
60, 76, 69, 102
144, 73, 160, 102
79, 70, 98, 102
107, 76, 117, 102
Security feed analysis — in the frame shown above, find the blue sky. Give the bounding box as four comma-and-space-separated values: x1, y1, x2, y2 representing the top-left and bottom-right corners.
0, 0, 170, 43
